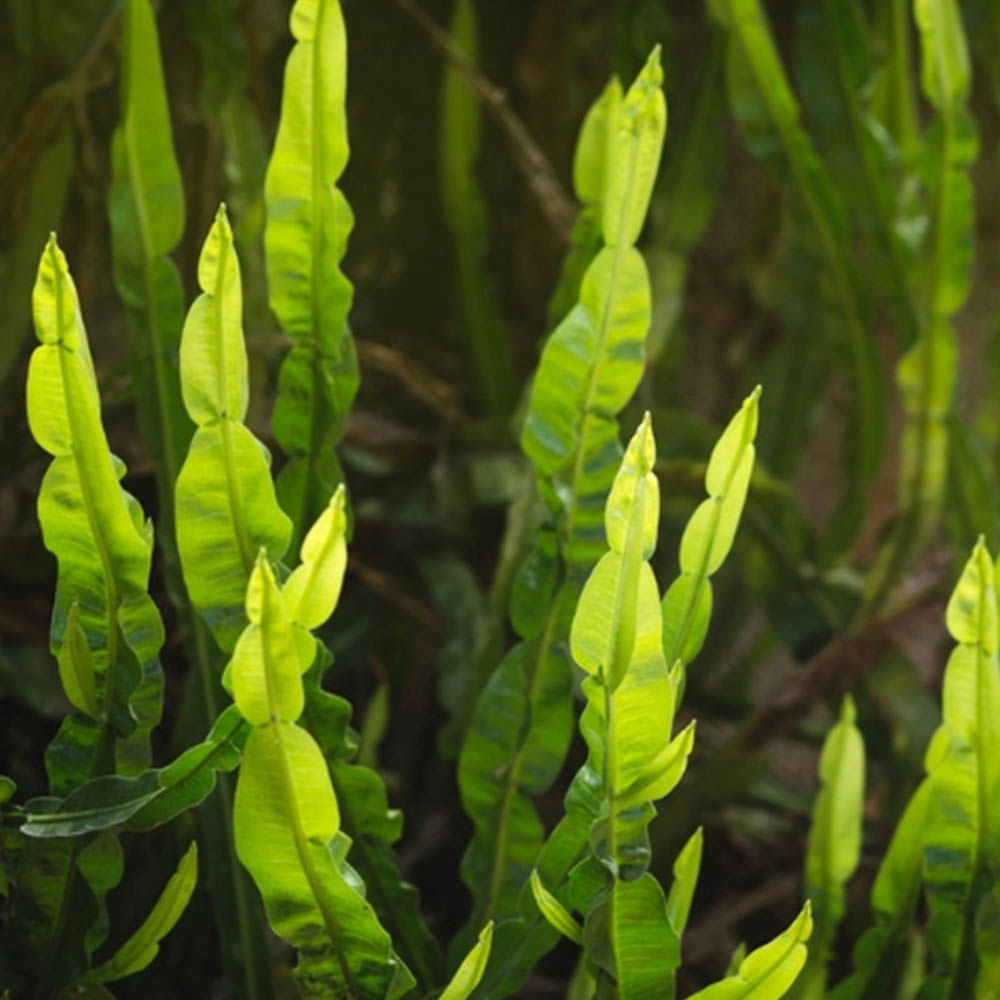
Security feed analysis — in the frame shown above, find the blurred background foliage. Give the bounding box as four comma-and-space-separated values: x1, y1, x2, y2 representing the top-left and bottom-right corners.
4, 0, 1000, 995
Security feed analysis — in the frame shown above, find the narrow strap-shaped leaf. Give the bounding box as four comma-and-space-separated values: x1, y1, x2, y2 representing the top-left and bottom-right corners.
569, 417, 682, 997
866, 0, 975, 611
919, 538, 1000, 998
28, 235, 165, 772
303, 661, 445, 992
521, 46, 666, 565
872, 0, 921, 160
109, 0, 190, 550
230, 555, 412, 998
291, 506, 444, 990
86, 842, 197, 982
266, 0, 359, 549
439, 0, 516, 417
440, 922, 494, 1000
789, 696, 865, 999
686, 902, 813, 1000
708, 0, 883, 554
0, 121, 73, 387
176, 205, 291, 653
829, 779, 931, 1000
107, 15, 267, 992
480, 397, 758, 999
9, 237, 164, 994
794, 0, 918, 347
456, 51, 666, 965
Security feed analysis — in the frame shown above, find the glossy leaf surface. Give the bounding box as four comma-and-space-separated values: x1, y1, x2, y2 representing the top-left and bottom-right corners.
266, 0, 359, 547
176, 205, 291, 653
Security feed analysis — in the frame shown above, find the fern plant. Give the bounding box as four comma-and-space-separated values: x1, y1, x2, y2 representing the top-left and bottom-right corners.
6, 0, 1000, 998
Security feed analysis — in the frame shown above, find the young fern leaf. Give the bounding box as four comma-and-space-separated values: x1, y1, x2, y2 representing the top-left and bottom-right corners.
455, 51, 666, 967
16, 235, 166, 993
789, 696, 864, 1000
291, 491, 444, 990
440, 923, 494, 1000
686, 903, 813, 1000
107, 12, 267, 994
865, 0, 974, 610
176, 204, 292, 653
662, 387, 760, 672
531, 870, 584, 945
522, 47, 666, 567
918, 538, 1000, 998
563, 415, 684, 997
477, 393, 760, 1000
27, 234, 165, 773
707, 0, 882, 555
85, 842, 198, 983
266, 0, 359, 549
666, 826, 703, 943
828, 779, 931, 1000
230, 549, 414, 999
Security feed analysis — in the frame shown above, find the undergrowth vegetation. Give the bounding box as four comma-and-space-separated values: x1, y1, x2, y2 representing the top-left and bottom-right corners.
3, 0, 1000, 997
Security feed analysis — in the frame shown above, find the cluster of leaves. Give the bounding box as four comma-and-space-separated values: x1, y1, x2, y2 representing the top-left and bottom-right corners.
3, 0, 1000, 998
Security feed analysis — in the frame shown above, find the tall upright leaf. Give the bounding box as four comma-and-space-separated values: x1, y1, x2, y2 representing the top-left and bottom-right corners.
789, 696, 865, 999
27, 234, 165, 775
9, 235, 166, 993
476, 391, 760, 999
829, 780, 932, 1000
918, 538, 1000, 997
535, 416, 686, 998
229, 539, 413, 999
865, 0, 975, 609
176, 205, 292, 654
108, 0, 189, 550
438, 0, 517, 418
795, 0, 918, 346
108, 10, 269, 994
456, 49, 666, 959
707, 0, 883, 555
294, 493, 444, 991
266, 0, 359, 550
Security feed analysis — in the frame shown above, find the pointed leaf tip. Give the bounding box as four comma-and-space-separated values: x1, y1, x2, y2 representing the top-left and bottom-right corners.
840, 693, 856, 724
